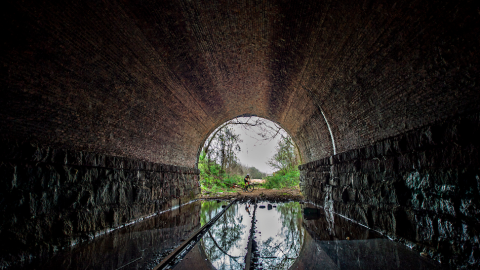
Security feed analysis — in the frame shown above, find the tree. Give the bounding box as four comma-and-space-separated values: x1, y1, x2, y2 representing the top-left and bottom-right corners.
202, 116, 283, 158
268, 136, 299, 173
199, 116, 289, 191
201, 116, 285, 175
203, 125, 241, 173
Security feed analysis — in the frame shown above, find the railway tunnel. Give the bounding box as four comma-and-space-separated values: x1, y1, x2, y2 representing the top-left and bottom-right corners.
0, 0, 479, 268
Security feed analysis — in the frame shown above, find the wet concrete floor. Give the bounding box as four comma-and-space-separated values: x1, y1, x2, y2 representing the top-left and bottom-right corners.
15, 200, 446, 269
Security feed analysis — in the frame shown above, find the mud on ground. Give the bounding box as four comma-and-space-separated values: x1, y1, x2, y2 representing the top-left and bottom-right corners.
198, 186, 304, 201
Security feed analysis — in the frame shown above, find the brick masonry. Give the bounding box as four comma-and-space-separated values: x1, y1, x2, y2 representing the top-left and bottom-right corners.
0, 139, 200, 268
300, 111, 480, 268
1, 0, 479, 168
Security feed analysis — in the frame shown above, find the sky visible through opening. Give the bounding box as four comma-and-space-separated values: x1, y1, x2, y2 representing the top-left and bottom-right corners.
227, 117, 287, 174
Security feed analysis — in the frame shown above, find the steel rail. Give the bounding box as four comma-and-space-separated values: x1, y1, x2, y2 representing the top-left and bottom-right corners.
152, 199, 236, 270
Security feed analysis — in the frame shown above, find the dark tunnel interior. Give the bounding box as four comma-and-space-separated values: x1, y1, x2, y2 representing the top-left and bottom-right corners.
0, 0, 479, 268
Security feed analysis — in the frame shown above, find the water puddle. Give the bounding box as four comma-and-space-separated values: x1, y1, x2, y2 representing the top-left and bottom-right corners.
252, 202, 305, 269
13, 200, 225, 270
172, 201, 307, 270
173, 201, 445, 270
15, 200, 446, 270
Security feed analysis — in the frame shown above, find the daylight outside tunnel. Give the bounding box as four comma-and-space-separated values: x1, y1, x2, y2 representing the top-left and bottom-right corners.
1, 0, 480, 269
196, 115, 303, 193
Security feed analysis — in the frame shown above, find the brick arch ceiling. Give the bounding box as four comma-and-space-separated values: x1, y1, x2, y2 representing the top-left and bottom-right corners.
1, 0, 479, 168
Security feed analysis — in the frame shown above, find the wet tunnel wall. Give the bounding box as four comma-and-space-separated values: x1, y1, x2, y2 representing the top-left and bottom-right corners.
300, 112, 480, 267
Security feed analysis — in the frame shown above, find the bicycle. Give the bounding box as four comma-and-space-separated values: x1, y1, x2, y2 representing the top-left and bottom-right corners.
231, 182, 255, 192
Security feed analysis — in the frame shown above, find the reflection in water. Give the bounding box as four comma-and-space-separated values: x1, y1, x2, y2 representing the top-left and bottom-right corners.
28, 199, 445, 270
254, 202, 305, 270
303, 205, 383, 241
13, 200, 224, 270
291, 204, 446, 270
200, 202, 253, 270
174, 201, 306, 270
200, 200, 230, 226
177, 201, 445, 270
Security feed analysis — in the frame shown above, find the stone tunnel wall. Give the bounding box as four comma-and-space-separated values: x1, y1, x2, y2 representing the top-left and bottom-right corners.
0, 139, 200, 267
299, 112, 480, 268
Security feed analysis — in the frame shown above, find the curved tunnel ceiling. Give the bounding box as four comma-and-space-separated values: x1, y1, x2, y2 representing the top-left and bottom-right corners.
1, 0, 479, 168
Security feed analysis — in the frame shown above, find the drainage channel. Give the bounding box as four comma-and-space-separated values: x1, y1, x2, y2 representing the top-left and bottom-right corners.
153, 199, 237, 270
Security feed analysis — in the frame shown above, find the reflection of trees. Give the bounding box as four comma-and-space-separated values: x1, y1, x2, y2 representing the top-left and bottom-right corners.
258, 202, 305, 270
198, 202, 305, 270
201, 204, 248, 270
200, 201, 227, 226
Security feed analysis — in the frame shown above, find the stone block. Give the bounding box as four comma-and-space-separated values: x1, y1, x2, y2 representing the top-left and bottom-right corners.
117, 158, 125, 169
365, 145, 376, 159
50, 148, 67, 165
375, 140, 385, 157
339, 173, 349, 186
329, 176, 339, 186
415, 214, 436, 242
438, 218, 456, 240
83, 153, 97, 167
459, 198, 480, 221
438, 197, 456, 217
409, 192, 423, 210
67, 150, 83, 166
61, 220, 74, 236
125, 159, 135, 170
75, 211, 96, 232
405, 171, 431, 190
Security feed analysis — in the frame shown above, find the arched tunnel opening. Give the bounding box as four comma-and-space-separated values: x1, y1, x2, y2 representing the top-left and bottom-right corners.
196, 115, 303, 193
1, 0, 479, 268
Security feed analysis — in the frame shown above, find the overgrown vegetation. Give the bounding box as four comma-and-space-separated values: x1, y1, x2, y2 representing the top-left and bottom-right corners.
198, 117, 301, 193
263, 169, 300, 189
264, 136, 300, 189
198, 151, 243, 193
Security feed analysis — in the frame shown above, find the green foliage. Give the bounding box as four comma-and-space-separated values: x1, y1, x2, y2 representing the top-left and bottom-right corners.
267, 136, 298, 174
198, 116, 300, 192
200, 200, 227, 226
199, 151, 244, 193
263, 135, 301, 189
263, 168, 300, 189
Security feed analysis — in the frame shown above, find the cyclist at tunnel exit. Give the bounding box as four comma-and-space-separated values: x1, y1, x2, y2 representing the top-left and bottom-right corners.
244, 174, 250, 188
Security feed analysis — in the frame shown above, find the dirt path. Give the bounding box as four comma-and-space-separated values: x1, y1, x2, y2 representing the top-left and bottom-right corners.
198, 186, 304, 201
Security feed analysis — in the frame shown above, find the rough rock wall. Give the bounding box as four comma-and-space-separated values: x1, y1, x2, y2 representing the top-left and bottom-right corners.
299, 112, 480, 268
0, 140, 200, 268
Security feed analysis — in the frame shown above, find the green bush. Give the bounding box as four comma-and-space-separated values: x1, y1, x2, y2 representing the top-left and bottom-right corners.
198, 154, 244, 193
264, 168, 300, 189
